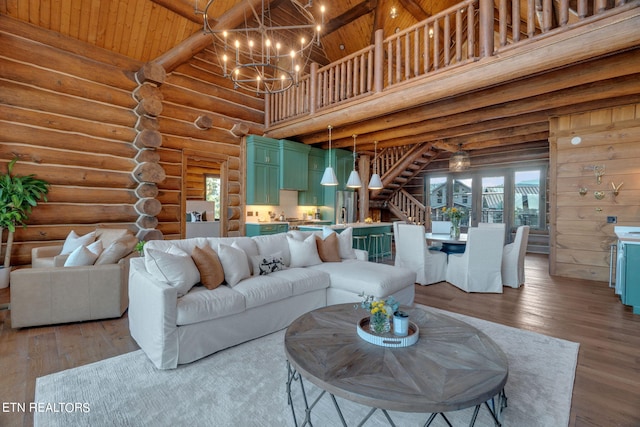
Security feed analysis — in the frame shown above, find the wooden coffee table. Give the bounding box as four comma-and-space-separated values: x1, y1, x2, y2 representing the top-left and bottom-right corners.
284, 304, 509, 426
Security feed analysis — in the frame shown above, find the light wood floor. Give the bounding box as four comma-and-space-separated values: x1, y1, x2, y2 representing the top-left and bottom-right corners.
1, 253, 639, 427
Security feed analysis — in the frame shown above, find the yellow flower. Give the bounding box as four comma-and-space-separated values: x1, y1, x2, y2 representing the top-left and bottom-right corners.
451, 208, 458, 213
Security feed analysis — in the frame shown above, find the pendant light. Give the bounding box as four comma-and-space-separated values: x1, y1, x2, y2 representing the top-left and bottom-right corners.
320, 125, 339, 186
346, 134, 362, 188
368, 140, 383, 190
449, 143, 471, 172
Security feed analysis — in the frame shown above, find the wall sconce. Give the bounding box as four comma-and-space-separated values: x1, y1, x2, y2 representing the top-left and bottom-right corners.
594, 165, 605, 184
390, 6, 398, 18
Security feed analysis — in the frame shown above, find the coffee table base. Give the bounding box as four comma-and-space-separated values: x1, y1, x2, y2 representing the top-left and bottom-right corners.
286, 361, 508, 427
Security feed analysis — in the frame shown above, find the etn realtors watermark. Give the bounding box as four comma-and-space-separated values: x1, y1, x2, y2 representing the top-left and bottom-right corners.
3, 402, 90, 413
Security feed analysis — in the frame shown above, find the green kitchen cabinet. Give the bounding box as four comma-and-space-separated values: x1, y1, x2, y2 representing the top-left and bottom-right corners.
624, 243, 640, 314
298, 147, 325, 206
246, 223, 289, 236
279, 140, 310, 190
247, 135, 280, 205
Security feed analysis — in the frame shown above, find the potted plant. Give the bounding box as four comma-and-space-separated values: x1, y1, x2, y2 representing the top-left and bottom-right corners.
0, 159, 50, 288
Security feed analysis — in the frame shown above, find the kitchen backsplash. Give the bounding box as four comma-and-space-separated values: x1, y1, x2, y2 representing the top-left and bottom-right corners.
246, 190, 321, 223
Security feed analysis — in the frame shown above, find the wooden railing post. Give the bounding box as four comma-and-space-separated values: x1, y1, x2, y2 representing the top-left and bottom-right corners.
309, 62, 318, 115
479, 0, 494, 57
374, 29, 384, 93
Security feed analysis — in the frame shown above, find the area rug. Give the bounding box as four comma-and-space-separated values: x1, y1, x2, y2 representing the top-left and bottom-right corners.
34, 305, 579, 426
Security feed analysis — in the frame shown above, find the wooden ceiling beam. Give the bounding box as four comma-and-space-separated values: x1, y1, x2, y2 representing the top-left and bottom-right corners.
323, 1, 378, 36
151, 0, 204, 25
397, 0, 430, 21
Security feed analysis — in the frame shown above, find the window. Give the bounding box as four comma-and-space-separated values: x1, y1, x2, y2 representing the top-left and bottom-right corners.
205, 175, 221, 220
514, 170, 541, 228
481, 176, 504, 223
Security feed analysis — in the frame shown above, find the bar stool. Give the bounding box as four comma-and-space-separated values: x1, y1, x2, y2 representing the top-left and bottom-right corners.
383, 232, 394, 260
368, 233, 385, 262
352, 235, 368, 252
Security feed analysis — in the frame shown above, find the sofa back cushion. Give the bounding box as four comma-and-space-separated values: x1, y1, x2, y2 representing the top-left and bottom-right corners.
60, 230, 97, 255
252, 233, 291, 267
145, 246, 200, 297
95, 228, 130, 249
95, 233, 138, 265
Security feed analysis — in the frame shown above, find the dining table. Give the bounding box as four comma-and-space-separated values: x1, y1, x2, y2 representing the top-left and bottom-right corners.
425, 232, 468, 254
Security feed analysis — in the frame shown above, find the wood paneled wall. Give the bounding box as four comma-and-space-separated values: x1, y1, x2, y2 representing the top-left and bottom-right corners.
550, 103, 640, 281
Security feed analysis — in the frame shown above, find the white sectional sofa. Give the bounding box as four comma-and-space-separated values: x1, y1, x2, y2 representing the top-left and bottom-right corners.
128, 229, 416, 369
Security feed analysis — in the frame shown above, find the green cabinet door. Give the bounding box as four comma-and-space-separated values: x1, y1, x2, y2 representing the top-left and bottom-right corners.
247, 135, 280, 205
299, 147, 325, 206
624, 244, 640, 314
280, 140, 310, 190
246, 223, 289, 237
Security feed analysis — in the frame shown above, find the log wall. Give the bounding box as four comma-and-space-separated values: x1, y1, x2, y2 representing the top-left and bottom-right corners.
549, 103, 640, 282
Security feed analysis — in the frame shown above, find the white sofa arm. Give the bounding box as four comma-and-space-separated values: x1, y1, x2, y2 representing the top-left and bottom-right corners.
128, 258, 180, 369
354, 249, 369, 261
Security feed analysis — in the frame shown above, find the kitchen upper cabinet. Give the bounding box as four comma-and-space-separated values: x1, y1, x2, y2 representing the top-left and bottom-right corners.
299, 147, 325, 206
247, 135, 279, 205
279, 139, 310, 190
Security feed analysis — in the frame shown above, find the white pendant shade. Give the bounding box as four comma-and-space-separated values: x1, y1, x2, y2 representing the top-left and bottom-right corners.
346, 170, 362, 188
320, 166, 338, 186
368, 173, 383, 190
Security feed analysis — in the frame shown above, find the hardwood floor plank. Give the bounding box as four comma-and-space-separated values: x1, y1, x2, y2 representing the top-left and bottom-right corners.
0, 254, 639, 426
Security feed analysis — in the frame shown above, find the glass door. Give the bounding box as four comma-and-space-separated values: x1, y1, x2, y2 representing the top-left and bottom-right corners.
481, 176, 505, 224
452, 178, 472, 228
514, 170, 541, 229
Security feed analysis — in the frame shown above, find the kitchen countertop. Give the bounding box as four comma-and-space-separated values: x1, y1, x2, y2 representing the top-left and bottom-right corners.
615, 230, 640, 243
299, 222, 393, 230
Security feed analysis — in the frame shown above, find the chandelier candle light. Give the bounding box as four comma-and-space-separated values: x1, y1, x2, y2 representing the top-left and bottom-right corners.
346, 134, 362, 188
196, 0, 326, 94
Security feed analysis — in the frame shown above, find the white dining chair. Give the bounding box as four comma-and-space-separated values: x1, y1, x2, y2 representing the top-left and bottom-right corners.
431, 220, 452, 234
478, 222, 506, 243
446, 227, 504, 293
395, 223, 448, 285
501, 226, 530, 288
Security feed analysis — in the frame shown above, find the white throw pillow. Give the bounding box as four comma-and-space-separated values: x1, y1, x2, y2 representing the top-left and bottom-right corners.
60, 230, 97, 255
218, 243, 251, 287
287, 235, 322, 267
251, 251, 286, 276
64, 240, 103, 267
323, 226, 356, 259
253, 233, 291, 266
145, 246, 200, 297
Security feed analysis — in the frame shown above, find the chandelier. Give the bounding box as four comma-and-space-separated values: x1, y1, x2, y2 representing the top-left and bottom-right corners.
196, 0, 325, 94
449, 143, 471, 172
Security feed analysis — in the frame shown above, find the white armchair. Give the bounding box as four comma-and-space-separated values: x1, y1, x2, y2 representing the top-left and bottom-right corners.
502, 226, 530, 288
395, 223, 447, 285
446, 227, 504, 293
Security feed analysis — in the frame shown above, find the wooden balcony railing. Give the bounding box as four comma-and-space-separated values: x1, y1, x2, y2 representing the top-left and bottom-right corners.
388, 189, 428, 225
266, 0, 632, 126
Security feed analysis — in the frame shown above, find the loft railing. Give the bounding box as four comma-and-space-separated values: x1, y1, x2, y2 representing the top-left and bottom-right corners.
266, 0, 632, 126
388, 189, 428, 225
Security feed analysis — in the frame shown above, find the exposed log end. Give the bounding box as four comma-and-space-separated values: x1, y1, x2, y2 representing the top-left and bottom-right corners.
134, 129, 163, 149
135, 149, 161, 164
135, 183, 159, 199
136, 215, 159, 230
135, 63, 166, 86
133, 162, 166, 184
194, 115, 214, 130
134, 97, 163, 117
133, 83, 163, 102
135, 198, 162, 216
135, 115, 160, 132
227, 206, 241, 220
230, 122, 250, 137
137, 228, 163, 242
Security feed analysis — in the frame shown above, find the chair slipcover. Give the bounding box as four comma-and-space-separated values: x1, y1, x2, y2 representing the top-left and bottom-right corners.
478, 222, 507, 243
446, 227, 504, 293
395, 223, 447, 285
501, 226, 530, 288
431, 221, 452, 234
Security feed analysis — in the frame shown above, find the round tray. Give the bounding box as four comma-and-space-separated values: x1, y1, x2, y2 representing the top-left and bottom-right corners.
357, 317, 419, 348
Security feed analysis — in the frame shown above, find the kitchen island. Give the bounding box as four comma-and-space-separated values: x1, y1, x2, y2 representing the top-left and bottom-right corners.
298, 222, 392, 261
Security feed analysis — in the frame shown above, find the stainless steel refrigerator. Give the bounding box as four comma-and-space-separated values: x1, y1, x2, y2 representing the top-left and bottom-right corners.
335, 191, 357, 224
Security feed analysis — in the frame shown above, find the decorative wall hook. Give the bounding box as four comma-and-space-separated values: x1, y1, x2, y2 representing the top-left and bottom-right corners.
579, 187, 588, 196
594, 165, 605, 184
594, 191, 605, 200
611, 182, 623, 196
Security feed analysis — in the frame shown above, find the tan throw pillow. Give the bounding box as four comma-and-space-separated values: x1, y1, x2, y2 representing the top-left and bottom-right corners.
95, 234, 138, 265
315, 233, 341, 262
191, 246, 225, 290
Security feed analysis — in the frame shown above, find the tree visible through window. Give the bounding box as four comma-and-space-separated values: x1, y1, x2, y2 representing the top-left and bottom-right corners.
205, 175, 221, 220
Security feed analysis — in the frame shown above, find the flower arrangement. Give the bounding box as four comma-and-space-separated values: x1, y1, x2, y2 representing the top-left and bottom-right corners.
358, 292, 399, 334
441, 206, 464, 222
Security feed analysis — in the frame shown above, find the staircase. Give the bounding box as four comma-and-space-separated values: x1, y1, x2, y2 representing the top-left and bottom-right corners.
370, 143, 441, 223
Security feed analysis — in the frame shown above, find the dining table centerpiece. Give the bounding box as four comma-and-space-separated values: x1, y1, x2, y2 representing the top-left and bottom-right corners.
358, 293, 399, 334
442, 207, 464, 239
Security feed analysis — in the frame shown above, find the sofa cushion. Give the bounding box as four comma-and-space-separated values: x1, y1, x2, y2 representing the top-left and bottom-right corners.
95, 228, 130, 249
251, 252, 286, 276
252, 233, 291, 266
287, 235, 322, 268
191, 246, 225, 290
60, 230, 97, 255
323, 227, 356, 259
95, 233, 137, 265
176, 285, 246, 326
217, 243, 251, 287
231, 275, 292, 309
145, 247, 200, 297
309, 260, 415, 298
315, 233, 341, 262
64, 240, 103, 266
269, 267, 330, 296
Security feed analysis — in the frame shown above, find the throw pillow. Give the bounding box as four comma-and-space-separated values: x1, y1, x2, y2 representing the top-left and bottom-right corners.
60, 230, 97, 255
287, 235, 322, 268
64, 240, 103, 267
315, 233, 341, 262
217, 243, 251, 287
145, 247, 200, 297
95, 233, 138, 265
322, 226, 357, 259
191, 246, 225, 290
251, 252, 286, 275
